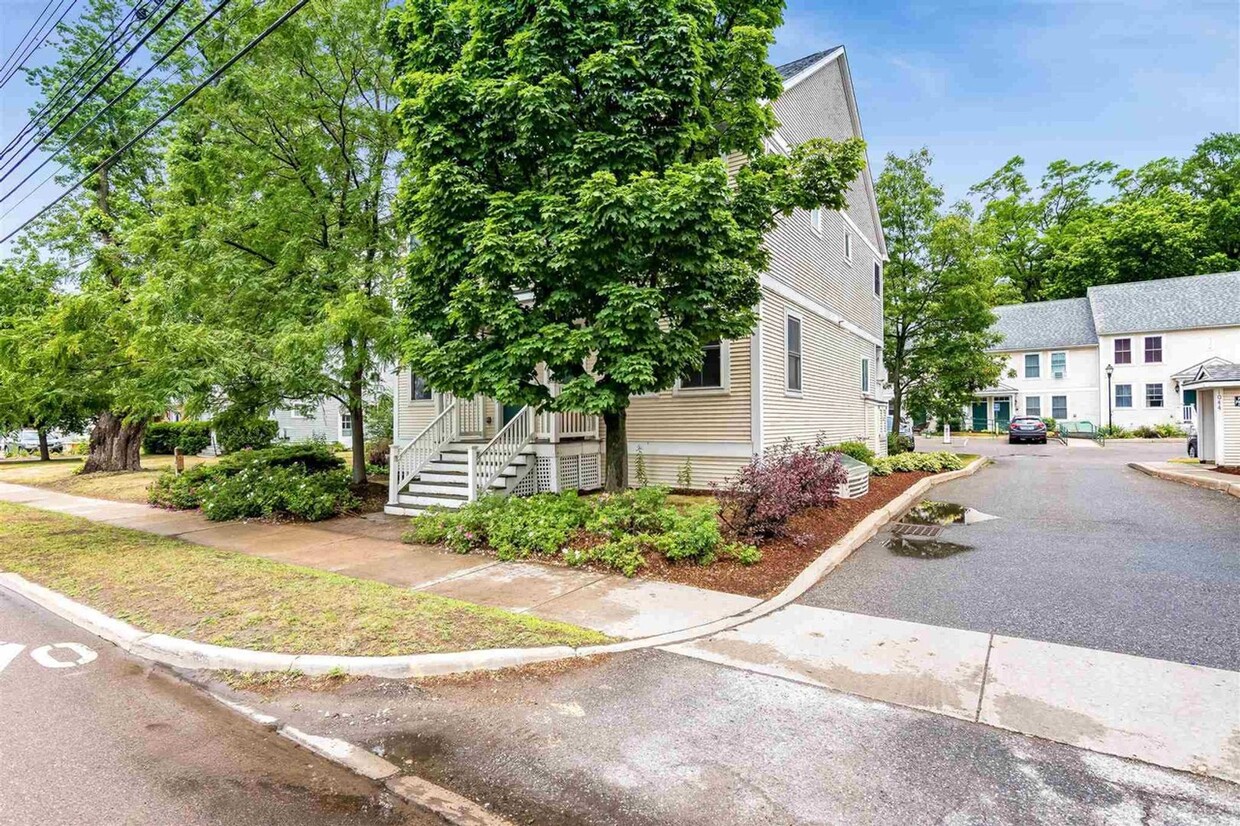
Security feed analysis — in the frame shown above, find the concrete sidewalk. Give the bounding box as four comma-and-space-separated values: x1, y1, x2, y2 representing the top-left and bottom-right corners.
1130, 461, 1240, 497
0, 481, 759, 640
665, 604, 1240, 783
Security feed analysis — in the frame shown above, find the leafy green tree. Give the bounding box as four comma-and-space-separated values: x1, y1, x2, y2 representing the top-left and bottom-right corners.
388, 0, 865, 490
878, 149, 1003, 430
137, 0, 401, 485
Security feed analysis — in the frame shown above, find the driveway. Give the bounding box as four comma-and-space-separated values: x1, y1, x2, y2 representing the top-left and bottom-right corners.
801, 438, 1240, 670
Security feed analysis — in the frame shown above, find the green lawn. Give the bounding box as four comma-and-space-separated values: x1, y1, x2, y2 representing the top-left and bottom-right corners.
0, 502, 607, 656
0, 454, 217, 504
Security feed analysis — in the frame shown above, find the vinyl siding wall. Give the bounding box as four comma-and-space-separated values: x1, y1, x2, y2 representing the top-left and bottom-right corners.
395, 368, 439, 444
1221, 388, 1240, 467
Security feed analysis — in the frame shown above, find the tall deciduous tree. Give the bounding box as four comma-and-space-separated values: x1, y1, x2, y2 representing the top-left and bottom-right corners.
138, 0, 402, 485
878, 149, 1003, 430
388, 0, 865, 490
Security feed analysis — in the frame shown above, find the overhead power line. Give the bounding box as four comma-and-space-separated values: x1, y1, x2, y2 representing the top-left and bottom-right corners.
0, 0, 76, 88
0, 0, 236, 203
1, 0, 313, 245
0, 0, 188, 178
0, 0, 190, 181
0, 1, 144, 163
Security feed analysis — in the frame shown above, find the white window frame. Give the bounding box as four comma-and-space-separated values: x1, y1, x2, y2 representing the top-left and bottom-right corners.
785, 311, 804, 396
861, 356, 870, 395
1115, 384, 1133, 408
809, 208, 822, 236
843, 230, 853, 264
1114, 337, 1132, 365
873, 261, 882, 297
340, 410, 353, 439
673, 339, 731, 395
1024, 353, 1041, 379
1051, 395, 1068, 420
1143, 335, 1163, 365
409, 372, 433, 402
1050, 351, 1067, 379
1025, 395, 1042, 417
1145, 382, 1164, 408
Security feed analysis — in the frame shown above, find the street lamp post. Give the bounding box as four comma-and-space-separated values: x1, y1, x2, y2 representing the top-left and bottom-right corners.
1105, 363, 1114, 430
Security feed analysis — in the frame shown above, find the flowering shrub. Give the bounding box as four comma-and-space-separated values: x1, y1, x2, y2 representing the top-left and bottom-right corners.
715, 438, 849, 541
148, 442, 357, 521
403, 486, 759, 576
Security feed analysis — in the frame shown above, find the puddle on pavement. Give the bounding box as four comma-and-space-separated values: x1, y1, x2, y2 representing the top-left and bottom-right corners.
884, 535, 974, 559
902, 500, 997, 526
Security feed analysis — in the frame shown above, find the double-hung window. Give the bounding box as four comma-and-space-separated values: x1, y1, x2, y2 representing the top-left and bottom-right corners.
1114, 338, 1131, 364
809, 208, 822, 235
681, 340, 723, 389
410, 373, 432, 401
1026, 396, 1042, 417
340, 410, 353, 439
1145, 383, 1164, 408
1051, 396, 1068, 420
1144, 336, 1162, 364
1024, 353, 1040, 378
1115, 384, 1133, 408
1051, 352, 1066, 379
786, 316, 803, 393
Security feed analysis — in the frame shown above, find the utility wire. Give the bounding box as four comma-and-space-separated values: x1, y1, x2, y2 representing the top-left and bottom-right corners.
0, 0, 65, 86
0, 0, 188, 177
1, 0, 313, 245
0, 0, 229, 197
0, 0, 264, 221
0, 1, 144, 162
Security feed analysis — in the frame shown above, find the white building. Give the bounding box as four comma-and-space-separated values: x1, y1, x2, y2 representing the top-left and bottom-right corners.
966, 272, 1240, 432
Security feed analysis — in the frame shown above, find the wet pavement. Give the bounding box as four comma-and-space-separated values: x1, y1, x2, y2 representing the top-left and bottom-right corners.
801, 438, 1240, 670
215, 651, 1240, 826
0, 588, 436, 826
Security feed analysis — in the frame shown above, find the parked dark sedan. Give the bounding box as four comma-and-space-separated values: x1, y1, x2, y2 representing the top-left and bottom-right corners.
1187, 424, 1198, 458
1008, 416, 1048, 444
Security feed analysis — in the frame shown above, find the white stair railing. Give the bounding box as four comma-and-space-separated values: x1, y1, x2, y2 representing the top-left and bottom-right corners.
468, 406, 535, 500
389, 399, 459, 502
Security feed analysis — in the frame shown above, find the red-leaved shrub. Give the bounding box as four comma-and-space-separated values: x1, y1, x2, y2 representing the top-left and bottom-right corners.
714, 437, 848, 541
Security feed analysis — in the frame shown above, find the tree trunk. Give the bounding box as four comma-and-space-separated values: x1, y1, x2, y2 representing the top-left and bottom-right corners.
82, 411, 145, 473
602, 408, 628, 492
350, 401, 368, 487
37, 429, 50, 462
890, 378, 904, 438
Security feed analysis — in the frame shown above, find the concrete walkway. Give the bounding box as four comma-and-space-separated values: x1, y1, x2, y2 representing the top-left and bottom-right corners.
0, 482, 759, 639
1131, 460, 1240, 497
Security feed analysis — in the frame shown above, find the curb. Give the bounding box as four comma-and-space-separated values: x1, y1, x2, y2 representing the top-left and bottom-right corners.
1128, 462, 1240, 498
0, 457, 988, 677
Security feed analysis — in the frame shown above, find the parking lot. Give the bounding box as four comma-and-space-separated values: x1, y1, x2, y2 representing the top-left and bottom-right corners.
801, 437, 1240, 670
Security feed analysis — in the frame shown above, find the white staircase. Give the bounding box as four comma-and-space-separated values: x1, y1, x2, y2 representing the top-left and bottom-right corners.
388, 439, 535, 515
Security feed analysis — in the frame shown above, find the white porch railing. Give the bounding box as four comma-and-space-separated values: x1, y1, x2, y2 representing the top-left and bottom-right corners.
535, 409, 601, 442
389, 399, 459, 503
469, 405, 535, 500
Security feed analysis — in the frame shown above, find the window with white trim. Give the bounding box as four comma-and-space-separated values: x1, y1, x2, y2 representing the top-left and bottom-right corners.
1145, 383, 1164, 408
1026, 396, 1041, 417
786, 315, 803, 392
1144, 336, 1162, 364
843, 230, 852, 263
1050, 351, 1066, 379
809, 208, 822, 235
1051, 395, 1068, 420
410, 373, 432, 401
873, 261, 882, 297
681, 340, 723, 389
340, 410, 353, 439
861, 357, 870, 394
1115, 384, 1133, 408
1024, 353, 1040, 378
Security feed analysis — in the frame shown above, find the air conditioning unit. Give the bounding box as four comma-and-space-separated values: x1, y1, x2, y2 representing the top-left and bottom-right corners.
1053, 371, 1064, 380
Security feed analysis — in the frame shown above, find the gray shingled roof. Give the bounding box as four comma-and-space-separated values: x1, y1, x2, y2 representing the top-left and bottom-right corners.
1190, 361, 1240, 384
774, 47, 842, 80
990, 297, 1098, 351
1087, 272, 1240, 335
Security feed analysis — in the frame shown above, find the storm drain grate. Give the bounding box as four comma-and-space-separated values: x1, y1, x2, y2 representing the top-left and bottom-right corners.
892, 523, 944, 538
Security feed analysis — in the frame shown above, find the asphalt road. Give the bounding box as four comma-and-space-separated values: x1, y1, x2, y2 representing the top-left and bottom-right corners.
229, 650, 1240, 826
0, 588, 435, 826
801, 438, 1240, 669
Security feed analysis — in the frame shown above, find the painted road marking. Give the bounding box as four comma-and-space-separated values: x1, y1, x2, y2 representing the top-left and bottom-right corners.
0, 640, 97, 672
30, 643, 97, 669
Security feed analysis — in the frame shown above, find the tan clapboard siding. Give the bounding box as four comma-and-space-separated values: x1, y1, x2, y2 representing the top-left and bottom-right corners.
724, 150, 748, 180
395, 368, 438, 444
772, 57, 881, 252
625, 338, 752, 443
629, 453, 749, 488
1223, 391, 1240, 466
760, 290, 874, 448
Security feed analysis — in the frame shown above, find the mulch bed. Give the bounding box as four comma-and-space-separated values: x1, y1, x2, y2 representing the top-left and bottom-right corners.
644, 471, 934, 598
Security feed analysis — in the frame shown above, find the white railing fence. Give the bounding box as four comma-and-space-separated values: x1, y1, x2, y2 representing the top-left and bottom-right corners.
469, 405, 535, 500
389, 399, 459, 502
534, 409, 600, 442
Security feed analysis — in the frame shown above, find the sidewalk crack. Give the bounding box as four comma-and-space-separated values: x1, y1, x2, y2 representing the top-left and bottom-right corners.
974, 634, 994, 723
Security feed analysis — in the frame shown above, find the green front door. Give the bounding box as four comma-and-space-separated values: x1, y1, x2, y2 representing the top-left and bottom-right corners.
971, 402, 987, 431
501, 403, 523, 426
994, 399, 1011, 432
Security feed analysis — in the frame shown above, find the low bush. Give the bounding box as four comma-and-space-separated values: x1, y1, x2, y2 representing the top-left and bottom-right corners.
1098, 424, 1131, 438
715, 437, 848, 541
148, 442, 356, 521
404, 486, 759, 577
215, 414, 278, 454
887, 432, 915, 456
822, 439, 875, 466
143, 421, 213, 455
1040, 417, 1058, 432
1125, 423, 1186, 439
366, 437, 391, 468
870, 451, 965, 477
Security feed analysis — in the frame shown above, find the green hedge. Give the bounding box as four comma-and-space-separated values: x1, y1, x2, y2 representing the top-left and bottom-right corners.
215, 416, 278, 454
149, 442, 355, 522
870, 451, 965, 476
822, 440, 876, 466
142, 421, 213, 455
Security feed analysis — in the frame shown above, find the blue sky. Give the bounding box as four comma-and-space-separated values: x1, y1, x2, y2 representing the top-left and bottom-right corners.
1, 0, 1237, 242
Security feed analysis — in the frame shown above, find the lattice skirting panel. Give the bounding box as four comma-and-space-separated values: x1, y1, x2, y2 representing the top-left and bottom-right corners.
578, 454, 601, 490
534, 456, 555, 492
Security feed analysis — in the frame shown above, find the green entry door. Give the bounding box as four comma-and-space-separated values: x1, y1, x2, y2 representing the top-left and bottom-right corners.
994, 399, 1011, 432
501, 403, 524, 426
971, 402, 988, 431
